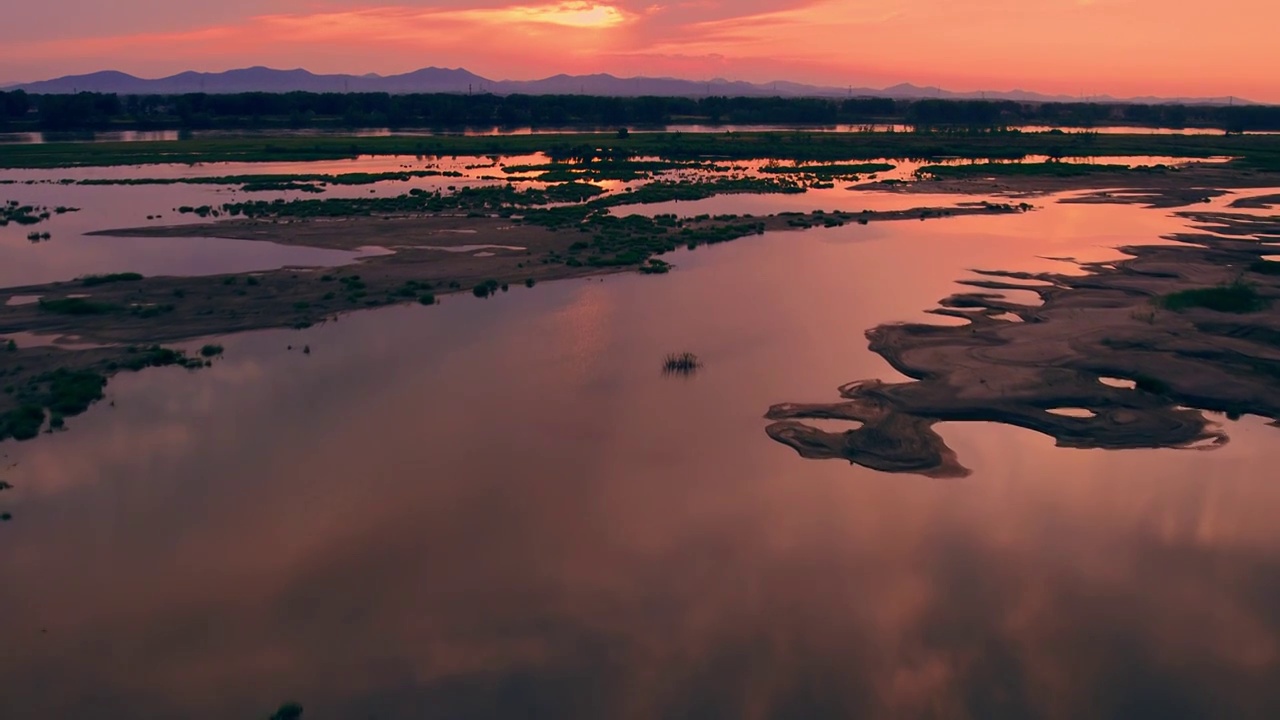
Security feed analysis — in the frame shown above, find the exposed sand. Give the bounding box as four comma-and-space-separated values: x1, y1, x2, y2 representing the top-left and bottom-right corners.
766, 212, 1280, 477
859, 163, 1280, 209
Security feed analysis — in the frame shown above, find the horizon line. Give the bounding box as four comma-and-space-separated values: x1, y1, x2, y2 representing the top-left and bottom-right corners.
2, 65, 1264, 106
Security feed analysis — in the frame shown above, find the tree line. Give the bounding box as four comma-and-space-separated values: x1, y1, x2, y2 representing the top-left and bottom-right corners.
0, 90, 1276, 133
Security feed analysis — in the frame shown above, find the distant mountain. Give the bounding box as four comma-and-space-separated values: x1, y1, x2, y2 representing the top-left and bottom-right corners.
4, 67, 1259, 106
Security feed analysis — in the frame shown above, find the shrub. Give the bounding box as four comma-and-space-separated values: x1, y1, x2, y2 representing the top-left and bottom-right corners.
662, 352, 702, 375
1160, 281, 1269, 313
0, 404, 45, 441
79, 272, 143, 287
1249, 259, 1280, 275
39, 298, 121, 315
472, 279, 500, 298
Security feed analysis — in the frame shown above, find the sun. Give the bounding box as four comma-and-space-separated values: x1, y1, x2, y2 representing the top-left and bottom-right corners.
507, 2, 630, 29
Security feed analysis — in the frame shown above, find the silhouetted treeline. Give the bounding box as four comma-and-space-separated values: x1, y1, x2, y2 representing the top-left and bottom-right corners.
1, 90, 1277, 133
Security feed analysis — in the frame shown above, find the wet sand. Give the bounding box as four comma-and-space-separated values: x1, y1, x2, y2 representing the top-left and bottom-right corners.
767, 212, 1280, 476
859, 162, 1280, 208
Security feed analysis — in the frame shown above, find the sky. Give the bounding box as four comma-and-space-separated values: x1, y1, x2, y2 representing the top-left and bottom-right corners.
1, 0, 1277, 101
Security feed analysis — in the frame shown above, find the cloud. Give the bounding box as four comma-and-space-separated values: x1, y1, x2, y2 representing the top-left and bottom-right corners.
0, 0, 1276, 101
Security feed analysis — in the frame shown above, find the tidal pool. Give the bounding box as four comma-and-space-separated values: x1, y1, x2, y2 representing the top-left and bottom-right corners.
1, 196, 1279, 718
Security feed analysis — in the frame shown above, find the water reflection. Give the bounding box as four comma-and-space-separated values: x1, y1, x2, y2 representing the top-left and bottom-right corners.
1, 199, 1279, 718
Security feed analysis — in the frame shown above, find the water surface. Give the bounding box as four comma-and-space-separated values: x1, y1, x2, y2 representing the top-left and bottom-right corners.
2, 198, 1280, 718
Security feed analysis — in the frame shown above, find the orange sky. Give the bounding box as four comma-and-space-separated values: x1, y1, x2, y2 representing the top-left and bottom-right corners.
2, 0, 1277, 101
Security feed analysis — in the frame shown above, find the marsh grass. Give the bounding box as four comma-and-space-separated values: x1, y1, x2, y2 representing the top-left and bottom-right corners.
663, 352, 702, 375
1248, 259, 1280, 275
39, 297, 122, 315
1160, 281, 1269, 313
79, 272, 143, 287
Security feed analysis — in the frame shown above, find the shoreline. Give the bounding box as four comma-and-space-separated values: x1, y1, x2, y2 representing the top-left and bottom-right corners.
0, 202, 1026, 441
766, 211, 1280, 477
4, 133, 1280, 447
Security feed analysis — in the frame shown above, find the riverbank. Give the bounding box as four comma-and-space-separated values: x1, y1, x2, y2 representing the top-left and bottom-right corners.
0, 202, 1026, 441
4, 131, 1280, 169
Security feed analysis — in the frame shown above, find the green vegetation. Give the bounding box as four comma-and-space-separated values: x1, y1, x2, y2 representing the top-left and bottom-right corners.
0, 404, 46, 441
5, 130, 1280, 170
1, 200, 61, 226
199, 344, 224, 358
1159, 281, 1270, 313
1132, 373, 1172, 395
663, 352, 702, 375
0, 347, 202, 441
473, 280, 500, 298
8, 91, 1280, 136
761, 162, 895, 179
503, 158, 723, 182
80, 272, 144, 287
107, 345, 208, 372
639, 259, 672, 274
38, 297, 123, 315
269, 702, 304, 720
917, 161, 1139, 179
597, 177, 803, 208
74, 169, 465, 191
212, 182, 605, 219
1248, 259, 1280, 275
522, 205, 769, 270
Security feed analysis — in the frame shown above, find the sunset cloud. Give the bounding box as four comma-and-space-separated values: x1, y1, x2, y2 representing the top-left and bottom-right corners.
1, 0, 1277, 102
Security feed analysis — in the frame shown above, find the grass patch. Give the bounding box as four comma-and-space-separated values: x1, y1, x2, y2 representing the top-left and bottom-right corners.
918, 161, 1137, 179
0, 404, 46, 441
472, 280, 500, 298
1248, 259, 1280, 275
760, 162, 895, 179
79, 272, 144, 287
1132, 373, 1171, 395
3, 131, 1277, 170
38, 297, 122, 315
639, 259, 672, 274
663, 352, 702, 375
1, 345, 207, 442
1159, 281, 1269, 313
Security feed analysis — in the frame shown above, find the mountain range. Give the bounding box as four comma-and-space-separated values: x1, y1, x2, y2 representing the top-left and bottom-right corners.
1, 67, 1255, 106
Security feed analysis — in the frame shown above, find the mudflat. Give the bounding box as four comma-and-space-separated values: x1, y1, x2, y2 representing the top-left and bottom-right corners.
767, 212, 1280, 476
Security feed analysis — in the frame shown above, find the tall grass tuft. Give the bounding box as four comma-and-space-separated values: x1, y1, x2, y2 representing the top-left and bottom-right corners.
663, 352, 702, 375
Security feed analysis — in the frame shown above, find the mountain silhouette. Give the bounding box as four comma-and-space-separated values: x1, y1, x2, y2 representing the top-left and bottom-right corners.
4, 67, 1255, 105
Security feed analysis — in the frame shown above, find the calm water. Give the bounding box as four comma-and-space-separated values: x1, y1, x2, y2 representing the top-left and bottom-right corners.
3, 191, 1280, 718
0, 152, 1226, 290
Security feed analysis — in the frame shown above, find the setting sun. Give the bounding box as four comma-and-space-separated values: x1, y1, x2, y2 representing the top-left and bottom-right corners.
1, 0, 1277, 100
504, 2, 630, 28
